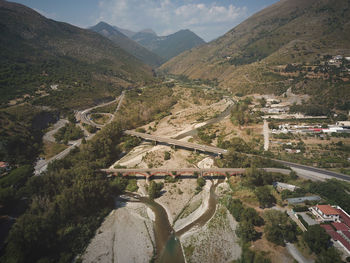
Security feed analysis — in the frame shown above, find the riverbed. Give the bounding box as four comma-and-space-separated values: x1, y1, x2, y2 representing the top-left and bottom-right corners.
82, 178, 241, 263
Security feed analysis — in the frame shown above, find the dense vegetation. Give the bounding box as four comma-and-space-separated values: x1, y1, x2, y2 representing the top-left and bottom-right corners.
307, 179, 350, 213
0, 1, 153, 108
54, 123, 84, 144
1, 122, 125, 262
0, 81, 176, 262
263, 210, 297, 245
223, 196, 269, 263
230, 98, 262, 126
147, 181, 164, 199
0, 104, 57, 165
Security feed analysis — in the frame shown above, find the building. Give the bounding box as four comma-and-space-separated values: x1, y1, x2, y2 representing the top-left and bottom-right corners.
310, 205, 340, 222
286, 195, 321, 205
337, 121, 350, 128
317, 205, 350, 255
273, 182, 299, 192
0, 161, 10, 174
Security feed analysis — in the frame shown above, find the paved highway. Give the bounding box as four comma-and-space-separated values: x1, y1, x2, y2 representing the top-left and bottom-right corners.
125, 131, 350, 182
125, 130, 228, 155
35, 91, 126, 175
76, 91, 125, 128
102, 167, 290, 177
34, 139, 81, 175
272, 159, 350, 182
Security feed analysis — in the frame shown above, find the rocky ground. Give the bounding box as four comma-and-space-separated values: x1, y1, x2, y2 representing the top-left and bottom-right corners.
180, 205, 241, 263
82, 200, 155, 263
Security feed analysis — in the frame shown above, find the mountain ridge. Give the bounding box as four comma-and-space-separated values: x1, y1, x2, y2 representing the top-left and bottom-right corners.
90, 21, 165, 67
160, 0, 350, 109
131, 28, 206, 61
0, 0, 154, 108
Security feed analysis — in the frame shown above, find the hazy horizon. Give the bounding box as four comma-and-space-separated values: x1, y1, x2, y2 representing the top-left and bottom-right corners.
11, 0, 279, 41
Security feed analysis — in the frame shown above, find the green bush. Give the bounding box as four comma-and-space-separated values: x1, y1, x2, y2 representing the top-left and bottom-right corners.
303, 225, 330, 254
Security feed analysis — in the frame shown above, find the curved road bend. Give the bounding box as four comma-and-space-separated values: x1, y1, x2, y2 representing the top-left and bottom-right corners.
35, 91, 126, 175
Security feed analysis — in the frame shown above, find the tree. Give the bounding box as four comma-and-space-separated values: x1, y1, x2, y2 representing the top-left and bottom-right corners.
148, 181, 163, 199
264, 210, 297, 246
303, 225, 330, 254
67, 113, 76, 123
164, 151, 171, 160
236, 221, 259, 242
225, 198, 244, 221
241, 207, 264, 226
255, 186, 276, 208
316, 247, 342, 263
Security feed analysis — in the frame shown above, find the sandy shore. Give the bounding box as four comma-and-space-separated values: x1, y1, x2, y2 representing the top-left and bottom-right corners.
82, 201, 155, 263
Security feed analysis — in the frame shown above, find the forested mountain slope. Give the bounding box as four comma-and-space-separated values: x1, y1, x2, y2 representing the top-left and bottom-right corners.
0, 0, 154, 108
161, 0, 350, 110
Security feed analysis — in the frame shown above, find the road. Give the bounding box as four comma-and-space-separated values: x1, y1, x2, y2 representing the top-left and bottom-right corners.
76, 91, 125, 128
43, 119, 69, 143
125, 130, 228, 155
35, 91, 126, 175
34, 139, 81, 175
272, 159, 350, 182
286, 242, 314, 263
125, 131, 350, 182
102, 167, 291, 177
263, 119, 269, 151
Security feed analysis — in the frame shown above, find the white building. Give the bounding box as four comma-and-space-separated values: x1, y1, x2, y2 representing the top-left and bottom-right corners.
310, 205, 340, 222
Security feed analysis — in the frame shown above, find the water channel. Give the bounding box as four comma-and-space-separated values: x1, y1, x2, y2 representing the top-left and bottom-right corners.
127, 178, 223, 262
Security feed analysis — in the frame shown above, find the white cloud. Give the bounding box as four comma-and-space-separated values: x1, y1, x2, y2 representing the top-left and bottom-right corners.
96, 0, 247, 41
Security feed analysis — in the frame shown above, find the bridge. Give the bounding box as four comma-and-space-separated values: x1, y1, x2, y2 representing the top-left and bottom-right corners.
124, 131, 350, 182
102, 167, 290, 178
124, 130, 228, 155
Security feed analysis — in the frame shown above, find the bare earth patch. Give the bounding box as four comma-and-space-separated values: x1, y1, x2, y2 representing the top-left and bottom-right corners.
82, 201, 155, 263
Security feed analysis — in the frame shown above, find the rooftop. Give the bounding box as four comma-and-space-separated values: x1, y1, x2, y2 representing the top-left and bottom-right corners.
332, 222, 349, 231
316, 205, 340, 215
0, 162, 9, 168
337, 209, 350, 228
320, 224, 334, 233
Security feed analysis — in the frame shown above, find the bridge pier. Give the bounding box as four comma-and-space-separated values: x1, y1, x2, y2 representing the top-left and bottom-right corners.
146, 175, 151, 184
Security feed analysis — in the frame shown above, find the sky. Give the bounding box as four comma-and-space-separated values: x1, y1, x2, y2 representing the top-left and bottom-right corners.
12, 0, 280, 41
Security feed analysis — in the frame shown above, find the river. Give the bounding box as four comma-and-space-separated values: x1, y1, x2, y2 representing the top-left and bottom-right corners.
128, 179, 223, 263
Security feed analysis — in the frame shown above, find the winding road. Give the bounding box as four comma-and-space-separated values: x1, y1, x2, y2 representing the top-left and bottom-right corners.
34, 91, 126, 175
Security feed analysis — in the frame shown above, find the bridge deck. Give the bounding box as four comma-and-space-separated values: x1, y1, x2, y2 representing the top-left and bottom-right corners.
125, 130, 227, 155
102, 168, 290, 177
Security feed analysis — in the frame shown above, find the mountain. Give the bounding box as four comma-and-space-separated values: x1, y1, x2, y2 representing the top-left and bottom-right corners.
113, 26, 136, 38
132, 29, 206, 61
90, 22, 164, 67
161, 0, 350, 109
0, 0, 154, 108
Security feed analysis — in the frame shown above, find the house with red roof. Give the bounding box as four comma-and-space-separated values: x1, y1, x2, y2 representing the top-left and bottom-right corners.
310, 205, 340, 222
316, 205, 350, 256
0, 161, 10, 174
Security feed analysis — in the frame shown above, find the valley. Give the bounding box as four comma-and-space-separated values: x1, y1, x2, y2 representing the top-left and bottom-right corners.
1, 0, 350, 262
